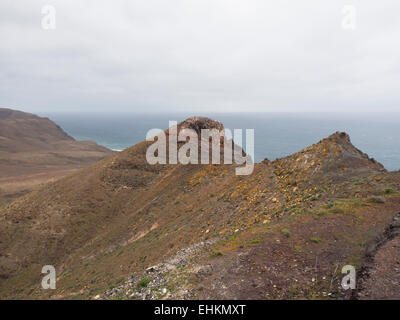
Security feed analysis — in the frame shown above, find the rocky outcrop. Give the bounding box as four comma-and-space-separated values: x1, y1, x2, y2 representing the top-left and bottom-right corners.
178, 116, 224, 135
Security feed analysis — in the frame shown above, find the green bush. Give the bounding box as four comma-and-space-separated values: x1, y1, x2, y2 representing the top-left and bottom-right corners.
309, 237, 322, 244
209, 250, 223, 258
281, 229, 291, 238
137, 277, 151, 289
368, 196, 386, 204
383, 188, 395, 195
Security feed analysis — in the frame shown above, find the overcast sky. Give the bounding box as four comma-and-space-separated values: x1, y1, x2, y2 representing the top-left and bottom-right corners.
1, 0, 399, 113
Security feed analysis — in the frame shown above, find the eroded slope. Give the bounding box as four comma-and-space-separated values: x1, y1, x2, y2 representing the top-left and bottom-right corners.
0, 118, 399, 299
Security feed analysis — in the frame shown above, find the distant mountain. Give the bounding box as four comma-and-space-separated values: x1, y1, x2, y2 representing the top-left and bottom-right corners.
0, 108, 114, 207
0, 108, 112, 159
0, 116, 399, 300
0, 108, 74, 150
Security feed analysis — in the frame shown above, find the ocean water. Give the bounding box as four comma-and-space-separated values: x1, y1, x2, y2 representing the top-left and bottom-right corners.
40, 112, 400, 171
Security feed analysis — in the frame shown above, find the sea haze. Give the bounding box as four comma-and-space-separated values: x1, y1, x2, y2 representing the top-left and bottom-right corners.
40, 112, 400, 171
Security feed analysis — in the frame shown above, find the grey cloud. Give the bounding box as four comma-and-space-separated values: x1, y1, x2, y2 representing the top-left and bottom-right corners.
0, 0, 399, 113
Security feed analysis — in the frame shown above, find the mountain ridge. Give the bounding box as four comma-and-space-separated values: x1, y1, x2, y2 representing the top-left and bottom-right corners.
0, 116, 399, 299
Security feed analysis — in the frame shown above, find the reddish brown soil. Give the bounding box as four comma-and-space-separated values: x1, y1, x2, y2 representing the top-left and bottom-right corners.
191, 197, 400, 299
1, 116, 400, 300
355, 212, 400, 299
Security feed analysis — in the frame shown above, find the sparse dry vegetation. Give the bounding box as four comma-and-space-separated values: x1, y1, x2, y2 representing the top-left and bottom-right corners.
1, 116, 400, 300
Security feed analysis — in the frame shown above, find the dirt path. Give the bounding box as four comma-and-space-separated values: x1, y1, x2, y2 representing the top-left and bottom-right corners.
355, 212, 400, 299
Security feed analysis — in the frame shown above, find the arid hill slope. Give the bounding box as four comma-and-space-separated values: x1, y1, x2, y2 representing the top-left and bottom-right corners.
0, 108, 74, 151
0, 108, 114, 207
0, 117, 399, 300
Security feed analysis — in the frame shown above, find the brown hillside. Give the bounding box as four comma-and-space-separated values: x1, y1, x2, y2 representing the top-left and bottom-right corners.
0, 108, 114, 207
0, 117, 399, 300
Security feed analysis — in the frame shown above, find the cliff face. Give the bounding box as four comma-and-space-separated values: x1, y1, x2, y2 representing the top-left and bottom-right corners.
0, 108, 114, 207
0, 116, 399, 300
